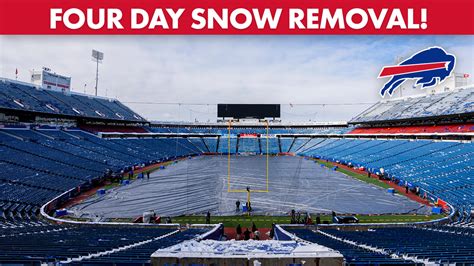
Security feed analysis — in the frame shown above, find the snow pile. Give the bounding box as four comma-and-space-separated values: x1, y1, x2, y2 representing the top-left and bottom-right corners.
152, 239, 343, 259
161, 240, 304, 255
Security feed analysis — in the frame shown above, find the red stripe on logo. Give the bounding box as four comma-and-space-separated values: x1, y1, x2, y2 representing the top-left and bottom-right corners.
379, 62, 448, 77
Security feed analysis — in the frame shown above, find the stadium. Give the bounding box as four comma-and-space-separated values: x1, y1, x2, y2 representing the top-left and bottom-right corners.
0, 70, 473, 266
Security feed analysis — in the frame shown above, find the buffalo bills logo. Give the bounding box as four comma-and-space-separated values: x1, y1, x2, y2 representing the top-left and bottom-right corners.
379, 47, 456, 97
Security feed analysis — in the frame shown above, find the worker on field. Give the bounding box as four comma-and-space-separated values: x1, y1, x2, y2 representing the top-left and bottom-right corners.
243, 228, 251, 240
253, 230, 260, 240
246, 186, 252, 212
290, 209, 296, 224
146, 171, 150, 180
303, 212, 309, 224
236, 199, 240, 211
236, 224, 242, 240
269, 223, 275, 239
206, 211, 211, 224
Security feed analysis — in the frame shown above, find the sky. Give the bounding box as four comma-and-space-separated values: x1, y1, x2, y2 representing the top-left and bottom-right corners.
0, 35, 472, 122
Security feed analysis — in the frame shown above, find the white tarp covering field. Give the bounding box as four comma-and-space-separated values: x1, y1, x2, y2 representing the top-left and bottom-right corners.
71, 155, 429, 219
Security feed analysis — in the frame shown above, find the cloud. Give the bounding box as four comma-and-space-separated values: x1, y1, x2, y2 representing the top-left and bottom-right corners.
0, 35, 472, 122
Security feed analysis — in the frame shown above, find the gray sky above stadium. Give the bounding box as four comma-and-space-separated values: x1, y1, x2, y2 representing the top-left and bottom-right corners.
0, 36, 472, 122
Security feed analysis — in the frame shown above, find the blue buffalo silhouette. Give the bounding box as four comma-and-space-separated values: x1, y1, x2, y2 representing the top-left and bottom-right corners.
380, 47, 456, 97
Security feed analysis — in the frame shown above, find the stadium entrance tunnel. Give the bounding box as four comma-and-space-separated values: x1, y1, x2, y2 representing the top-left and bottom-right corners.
68, 155, 430, 220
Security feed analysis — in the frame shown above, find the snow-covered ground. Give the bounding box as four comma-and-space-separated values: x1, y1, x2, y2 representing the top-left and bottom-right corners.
71, 155, 429, 219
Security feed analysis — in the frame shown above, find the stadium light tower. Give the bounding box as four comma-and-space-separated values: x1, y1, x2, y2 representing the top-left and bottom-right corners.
91, 49, 104, 96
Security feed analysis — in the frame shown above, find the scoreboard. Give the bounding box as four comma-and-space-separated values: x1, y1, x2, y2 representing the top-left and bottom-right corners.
217, 104, 280, 119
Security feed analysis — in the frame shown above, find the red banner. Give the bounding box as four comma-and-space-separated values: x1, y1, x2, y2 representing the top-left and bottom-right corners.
0, 0, 473, 34
437, 198, 448, 208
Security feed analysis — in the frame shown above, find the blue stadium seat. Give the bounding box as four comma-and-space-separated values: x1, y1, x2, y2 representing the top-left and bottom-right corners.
0, 80, 144, 122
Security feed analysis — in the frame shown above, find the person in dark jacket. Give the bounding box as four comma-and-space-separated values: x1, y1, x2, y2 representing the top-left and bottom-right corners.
316, 214, 321, 225
243, 228, 251, 240
251, 222, 257, 233
269, 224, 275, 239
253, 230, 260, 240
236, 224, 242, 240
290, 209, 296, 224
206, 211, 211, 224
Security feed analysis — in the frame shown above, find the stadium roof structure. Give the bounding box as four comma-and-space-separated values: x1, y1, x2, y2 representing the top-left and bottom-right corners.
151, 120, 348, 127
98, 131, 473, 141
